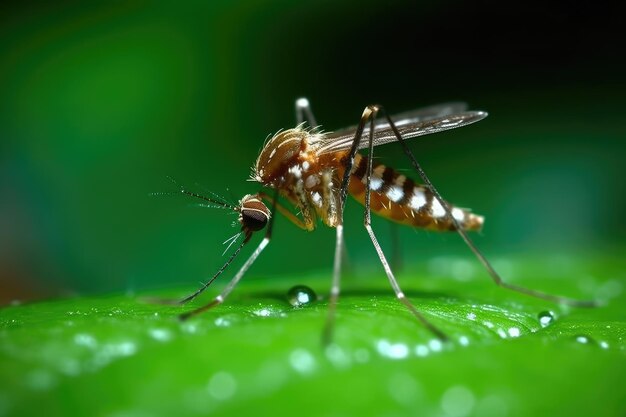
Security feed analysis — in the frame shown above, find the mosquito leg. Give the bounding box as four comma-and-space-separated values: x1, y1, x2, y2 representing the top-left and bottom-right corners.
144, 240, 247, 307
376, 107, 597, 308
322, 107, 373, 345
179, 236, 271, 320
258, 192, 309, 231
179, 192, 279, 320
362, 107, 448, 340
295, 97, 318, 127
321, 224, 345, 345
177, 240, 248, 305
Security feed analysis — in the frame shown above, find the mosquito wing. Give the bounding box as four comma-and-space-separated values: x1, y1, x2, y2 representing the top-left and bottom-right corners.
331, 102, 468, 134
316, 108, 487, 156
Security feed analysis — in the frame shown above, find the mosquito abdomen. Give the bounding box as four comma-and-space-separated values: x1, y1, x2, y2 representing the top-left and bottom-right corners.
348, 154, 484, 232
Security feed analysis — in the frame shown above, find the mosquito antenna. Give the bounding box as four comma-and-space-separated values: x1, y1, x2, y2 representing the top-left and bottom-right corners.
194, 182, 235, 207
381, 110, 597, 308
154, 176, 237, 211
188, 203, 233, 211
225, 187, 238, 206
177, 236, 249, 305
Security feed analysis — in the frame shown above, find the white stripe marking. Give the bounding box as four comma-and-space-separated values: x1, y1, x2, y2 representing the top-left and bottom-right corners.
386, 185, 404, 202
409, 188, 427, 210
288, 165, 302, 178
311, 192, 322, 207
369, 177, 383, 191
452, 207, 465, 222
431, 198, 446, 218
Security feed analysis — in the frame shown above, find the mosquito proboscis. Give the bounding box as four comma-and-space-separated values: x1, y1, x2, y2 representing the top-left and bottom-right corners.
156, 97, 597, 343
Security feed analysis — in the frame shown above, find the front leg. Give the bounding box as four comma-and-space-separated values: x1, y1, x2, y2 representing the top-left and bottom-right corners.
259, 191, 310, 231
322, 106, 375, 345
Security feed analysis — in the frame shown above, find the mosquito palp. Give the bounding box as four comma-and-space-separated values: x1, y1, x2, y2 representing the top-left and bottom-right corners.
222, 232, 242, 256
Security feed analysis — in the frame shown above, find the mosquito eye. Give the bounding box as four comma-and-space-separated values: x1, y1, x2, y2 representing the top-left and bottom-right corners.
239, 195, 270, 232
241, 208, 268, 232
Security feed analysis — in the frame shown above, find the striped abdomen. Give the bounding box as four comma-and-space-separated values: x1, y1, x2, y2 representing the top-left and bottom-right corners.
348, 154, 483, 232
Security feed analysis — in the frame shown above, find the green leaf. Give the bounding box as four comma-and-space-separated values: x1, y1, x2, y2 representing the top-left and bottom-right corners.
1, 254, 624, 417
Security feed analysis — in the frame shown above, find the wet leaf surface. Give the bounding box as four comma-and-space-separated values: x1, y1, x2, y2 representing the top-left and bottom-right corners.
1, 254, 624, 417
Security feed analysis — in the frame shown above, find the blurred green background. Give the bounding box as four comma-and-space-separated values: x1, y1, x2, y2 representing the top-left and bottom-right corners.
1, 0, 624, 301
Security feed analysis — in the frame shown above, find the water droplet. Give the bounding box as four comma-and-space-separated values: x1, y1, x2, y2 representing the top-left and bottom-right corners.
289, 349, 316, 374
148, 328, 172, 342
182, 321, 198, 334
59, 358, 81, 376
388, 372, 422, 405
214, 317, 231, 327
254, 308, 271, 317
207, 371, 237, 400
415, 344, 429, 357
376, 339, 409, 359
287, 285, 317, 307
441, 385, 475, 417
74, 333, 97, 349
428, 339, 443, 352
538, 311, 555, 327
574, 335, 595, 345
507, 327, 521, 338
252, 306, 285, 318
325, 344, 352, 368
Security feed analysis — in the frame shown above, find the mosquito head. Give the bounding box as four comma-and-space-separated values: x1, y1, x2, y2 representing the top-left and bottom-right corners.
154, 179, 270, 237
238, 194, 270, 234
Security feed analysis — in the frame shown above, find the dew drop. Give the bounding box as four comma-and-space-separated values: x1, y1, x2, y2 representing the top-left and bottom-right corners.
428, 339, 443, 352
415, 344, 429, 357
148, 328, 172, 342
207, 371, 237, 400
254, 308, 271, 317
74, 333, 97, 349
287, 285, 317, 307
538, 311, 555, 328
507, 327, 521, 338
441, 385, 475, 417
574, 335, 596, 345
376, 340, 409, 360
289, 349, 316, 374
214, 317, 231, 327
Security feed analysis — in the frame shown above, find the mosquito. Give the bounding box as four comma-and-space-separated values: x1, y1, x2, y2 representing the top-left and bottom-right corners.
162, 97, 596, 343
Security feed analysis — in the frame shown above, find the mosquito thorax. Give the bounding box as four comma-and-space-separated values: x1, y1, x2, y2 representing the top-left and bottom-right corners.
254, 127, 315, 185
238, 194, 270, 232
